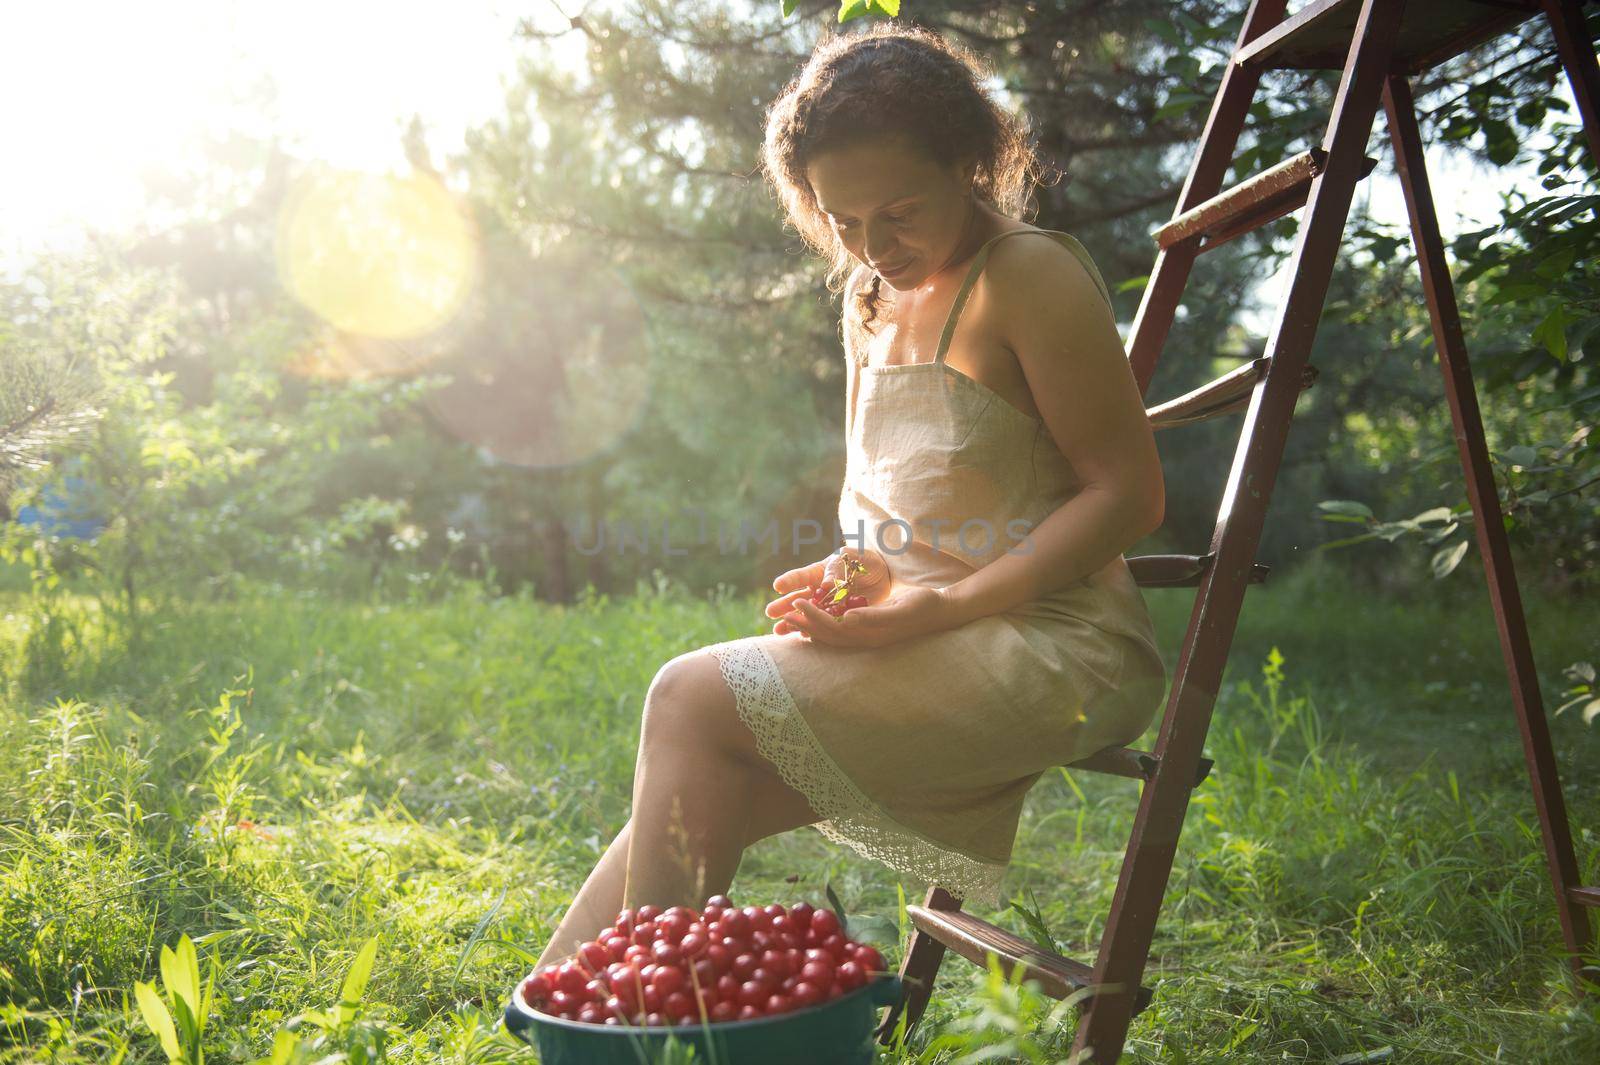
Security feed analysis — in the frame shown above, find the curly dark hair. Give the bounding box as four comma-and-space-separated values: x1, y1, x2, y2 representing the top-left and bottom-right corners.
759, 21, 1057, 363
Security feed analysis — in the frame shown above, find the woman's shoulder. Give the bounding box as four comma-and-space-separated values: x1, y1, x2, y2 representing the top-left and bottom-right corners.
981, 226, 1113, 315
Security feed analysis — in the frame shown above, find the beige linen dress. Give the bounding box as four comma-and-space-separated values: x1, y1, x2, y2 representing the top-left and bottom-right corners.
705, 228, 1168, 909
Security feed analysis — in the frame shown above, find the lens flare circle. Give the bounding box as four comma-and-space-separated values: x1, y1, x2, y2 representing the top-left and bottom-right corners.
276, 167, 477, 338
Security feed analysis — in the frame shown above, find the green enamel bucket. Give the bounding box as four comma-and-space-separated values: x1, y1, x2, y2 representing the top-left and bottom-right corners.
503, 971, 903, 1065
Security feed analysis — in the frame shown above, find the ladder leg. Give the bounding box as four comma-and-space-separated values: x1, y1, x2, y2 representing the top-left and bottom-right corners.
1126, 0, 1291, 395
1383, 71, 1598, 988
874, 885, 957, 1046
1539, 0, 1600, 166
1073, 3, 1413, 1061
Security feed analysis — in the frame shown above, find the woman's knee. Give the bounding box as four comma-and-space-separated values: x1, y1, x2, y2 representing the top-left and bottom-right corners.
641, 651, 754, 761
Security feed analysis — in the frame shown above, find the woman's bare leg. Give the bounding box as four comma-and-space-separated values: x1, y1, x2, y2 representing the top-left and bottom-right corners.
534, 818, 635, 969
534, 649, 824, 965
621, 652, 760, 909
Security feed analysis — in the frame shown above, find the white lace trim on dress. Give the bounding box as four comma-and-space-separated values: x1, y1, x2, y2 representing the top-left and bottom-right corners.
706, 638, 1007, 908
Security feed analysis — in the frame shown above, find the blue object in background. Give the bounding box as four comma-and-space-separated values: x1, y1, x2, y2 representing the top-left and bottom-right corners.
15, 475, 106, 539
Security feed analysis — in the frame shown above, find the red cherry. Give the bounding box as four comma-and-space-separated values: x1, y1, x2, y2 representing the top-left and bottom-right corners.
645, 1012, 667, 1026
719, 910, 752, 939
631, 920, 659, 944
579, 941, 611, 972
789, 902, 815, 926
602, 933, 630, 957
549, 990, 582, 1015
651, 940, 683, 966
705, 894, 734, 910
663, 991, 694, 1020
642, 985, 664, 1013
737, 980, 768, 1008
821, 933, 849, 959
711, 1000, 739, 1022
691, 957, 717, 987
680, 932, 708, 958
765, 993, 793, 1014
624, 944, 650, 964
611, 974, 641, 1010
578, 1003, 604, 1024
731, 953, 759, 980
791, 981, 824, 1007
750, 930, 774, 952
658, 914, 691, 942
836, 960, 866, 991
749, 967, 778, 993
555, 962, 588, 994
636, 904, 663, 923
825, 983, 845, 1001
706, 942, 734, 974
811, 909, 841, 937
737, 1004, 762, 1020
715, 973, 741, 999
584, 978, 608, 1001
801, 960, 834, 986
854, 945, 885, 973
613, 908, 637, 933
651, 965, 685, 995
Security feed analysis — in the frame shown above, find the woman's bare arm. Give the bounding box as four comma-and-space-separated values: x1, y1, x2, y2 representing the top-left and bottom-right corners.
937, 238, 1165, 627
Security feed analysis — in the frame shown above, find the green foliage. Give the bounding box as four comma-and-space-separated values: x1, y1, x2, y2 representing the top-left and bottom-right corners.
133, 936, 217, 1064
0, 560, 1595, 1062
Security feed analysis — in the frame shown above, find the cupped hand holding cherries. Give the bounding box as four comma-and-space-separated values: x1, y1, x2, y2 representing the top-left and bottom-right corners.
766, 548, 890, 636
520, 896, 888, 1028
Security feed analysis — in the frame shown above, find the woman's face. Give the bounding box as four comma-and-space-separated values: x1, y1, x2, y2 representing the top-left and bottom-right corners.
805, 138, 977, 291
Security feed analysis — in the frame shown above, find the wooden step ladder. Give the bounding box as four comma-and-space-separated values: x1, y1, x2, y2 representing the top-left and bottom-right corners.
874, 2, 1600, 1061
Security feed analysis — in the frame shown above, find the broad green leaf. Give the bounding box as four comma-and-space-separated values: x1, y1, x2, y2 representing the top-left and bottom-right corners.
339, 937, 380, 1023
838, 0, 870, 22
135, 981, 182, 1062
1503, 445, 1539, 468
1317, 499, 1374, 520
844, 912, 900, 948
782, 0, 799, 17
871, 0, 901, 15
1532, 306, 1572, 362
264, 1030, 299, 1065
1411, 506, 1453, 524
1431, 540, 1469, 579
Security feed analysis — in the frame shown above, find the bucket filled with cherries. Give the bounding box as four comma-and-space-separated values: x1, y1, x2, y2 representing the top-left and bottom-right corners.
504, 895, 902, 1065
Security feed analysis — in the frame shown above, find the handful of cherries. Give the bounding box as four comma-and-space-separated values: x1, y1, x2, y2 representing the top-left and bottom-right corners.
519, 896, 888, 1028
808, 553, 870, 617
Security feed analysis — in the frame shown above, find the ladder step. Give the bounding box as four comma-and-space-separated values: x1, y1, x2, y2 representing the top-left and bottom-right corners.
1572, 885, 1600, 908
1152, 147, 1378, 252
1065, 745, 1215, 788
1235, 0, 1544, 75
1127, 552, 1270, 589
1148, 356, 1320, 431
904, 905, 1154, 1014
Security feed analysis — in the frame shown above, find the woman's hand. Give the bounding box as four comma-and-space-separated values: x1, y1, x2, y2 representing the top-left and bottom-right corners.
765, 547, 891, 636
779, 584, 957, 649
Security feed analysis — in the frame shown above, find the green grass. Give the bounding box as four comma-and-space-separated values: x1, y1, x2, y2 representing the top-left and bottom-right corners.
0, 554, 1596, 1062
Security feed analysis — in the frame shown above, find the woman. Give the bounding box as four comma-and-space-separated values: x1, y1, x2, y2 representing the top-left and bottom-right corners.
534, 21, 1168, 968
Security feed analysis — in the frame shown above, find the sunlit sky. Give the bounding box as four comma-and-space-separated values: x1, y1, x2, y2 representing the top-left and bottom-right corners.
0, 1, 1569, 340
0, 2, 550, 269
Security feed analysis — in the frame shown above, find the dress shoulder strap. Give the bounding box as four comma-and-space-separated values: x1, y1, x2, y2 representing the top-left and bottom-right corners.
932, 228, 1115, 366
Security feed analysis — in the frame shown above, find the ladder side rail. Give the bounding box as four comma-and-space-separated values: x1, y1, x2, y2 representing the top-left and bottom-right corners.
1073, 2, 1413, 1060
1126, 0, 1292, 395
1383, 70, 1597, 984
1538, 0, 1600, 164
